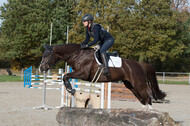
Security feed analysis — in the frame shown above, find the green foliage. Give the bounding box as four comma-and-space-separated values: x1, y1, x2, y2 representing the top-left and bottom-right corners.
0, 59, 11, 68
0, 0, 76, 68
71, 0, 190, 71
0, 0, 189, 72
116, 0, 186, 62
50, 0, 76, 44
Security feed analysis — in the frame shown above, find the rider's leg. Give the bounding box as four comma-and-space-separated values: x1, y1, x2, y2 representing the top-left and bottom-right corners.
100, 38, 114, 76
100, 38, 114, 52
100, 52, 110, 76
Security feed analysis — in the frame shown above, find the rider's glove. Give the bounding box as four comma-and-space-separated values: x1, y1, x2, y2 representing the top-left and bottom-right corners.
81, 44, 88, 49
93, 45, 100, 50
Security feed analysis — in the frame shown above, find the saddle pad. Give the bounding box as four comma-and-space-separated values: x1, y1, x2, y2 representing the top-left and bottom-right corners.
108, 56, 122, 68
94, 54, 122, 68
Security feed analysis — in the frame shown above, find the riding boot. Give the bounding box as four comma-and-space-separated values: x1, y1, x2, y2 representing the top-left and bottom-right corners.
100, 52, 110, 76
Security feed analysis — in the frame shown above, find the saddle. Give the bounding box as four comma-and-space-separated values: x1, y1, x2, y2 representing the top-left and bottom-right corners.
94, 50, 122, 68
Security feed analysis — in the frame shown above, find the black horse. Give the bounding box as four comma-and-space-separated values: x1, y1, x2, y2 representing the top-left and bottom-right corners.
39, 43, 166, 108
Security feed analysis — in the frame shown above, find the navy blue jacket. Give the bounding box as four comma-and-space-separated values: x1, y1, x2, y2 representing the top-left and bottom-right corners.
82, 23, 112, 47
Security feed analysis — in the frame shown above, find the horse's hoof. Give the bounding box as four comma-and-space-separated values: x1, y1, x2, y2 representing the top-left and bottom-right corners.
71, 89, 76, 96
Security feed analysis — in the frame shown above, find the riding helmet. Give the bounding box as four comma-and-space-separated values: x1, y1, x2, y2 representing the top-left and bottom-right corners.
82, 14, 94, 22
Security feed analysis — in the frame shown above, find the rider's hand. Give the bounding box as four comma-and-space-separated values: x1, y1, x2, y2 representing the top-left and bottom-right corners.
81, 44, 88, 49
93, 45, 100, 50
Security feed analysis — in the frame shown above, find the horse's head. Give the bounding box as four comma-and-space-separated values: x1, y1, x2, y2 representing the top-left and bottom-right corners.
39, 45, 56, 73
39, 43, 82, 73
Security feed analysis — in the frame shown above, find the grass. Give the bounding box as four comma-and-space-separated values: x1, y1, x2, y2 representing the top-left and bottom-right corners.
0, 75, 23, 82
0, 75, 189, 84
158, 80, 189, 85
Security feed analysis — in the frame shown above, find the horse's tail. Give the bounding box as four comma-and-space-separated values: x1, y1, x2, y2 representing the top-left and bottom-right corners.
141, 63, 166, 101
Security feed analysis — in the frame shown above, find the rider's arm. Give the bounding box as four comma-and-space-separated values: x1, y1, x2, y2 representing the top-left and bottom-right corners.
88, 25, 100, 46
81, 29, 90, 45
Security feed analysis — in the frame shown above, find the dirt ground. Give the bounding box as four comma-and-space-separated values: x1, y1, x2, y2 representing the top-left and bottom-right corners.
0, 82, 190, 126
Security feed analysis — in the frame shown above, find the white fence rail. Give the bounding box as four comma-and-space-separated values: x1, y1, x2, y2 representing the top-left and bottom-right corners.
156, 72, 190, 84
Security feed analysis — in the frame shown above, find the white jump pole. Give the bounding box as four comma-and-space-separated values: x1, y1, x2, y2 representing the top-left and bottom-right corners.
61, 74, 65, 107
54, 73, 66, 109
33, 72, 54, 110
50, 22, 53, 46
71, 79, 75, 107
66, 66, 70, 106
65, 25, 69, 75
100, 83, 104, 109
107, 82, 111, 109
43, 72, 46, 106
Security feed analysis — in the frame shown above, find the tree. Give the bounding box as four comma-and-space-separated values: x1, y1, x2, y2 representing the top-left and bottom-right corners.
116, 0, 186, 63
50, 0, 76, 44
0, 0, 189, 72
171, 0, 190, 12
0, 0, 76, 68
69, 0, 136, 52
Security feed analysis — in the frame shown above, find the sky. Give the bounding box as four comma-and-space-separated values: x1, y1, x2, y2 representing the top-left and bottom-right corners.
0, 0, 7, 26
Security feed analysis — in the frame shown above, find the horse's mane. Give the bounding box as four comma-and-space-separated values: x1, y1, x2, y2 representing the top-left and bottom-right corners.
43, 43, 95, 56
60, 43, 79, 46
54, 43, 95, 52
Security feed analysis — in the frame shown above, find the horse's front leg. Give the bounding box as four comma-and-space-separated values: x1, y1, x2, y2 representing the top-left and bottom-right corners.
63, 73, 76, 95
63, 70, 87, 95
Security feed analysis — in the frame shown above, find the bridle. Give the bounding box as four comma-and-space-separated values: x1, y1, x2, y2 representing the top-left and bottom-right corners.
41, 50, 55, 68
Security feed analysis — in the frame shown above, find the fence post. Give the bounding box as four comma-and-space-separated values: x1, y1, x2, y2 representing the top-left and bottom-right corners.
189, 73, 190, 84
48, 69, 51, 76
21, 68, 24, 79
163, 72, 165, 83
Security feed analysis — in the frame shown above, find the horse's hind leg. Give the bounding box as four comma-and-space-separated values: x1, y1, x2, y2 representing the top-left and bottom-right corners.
123, 80, 152, 109
136, 86, 152, 109
123, 80, 146, 105
135, 84, 152, 107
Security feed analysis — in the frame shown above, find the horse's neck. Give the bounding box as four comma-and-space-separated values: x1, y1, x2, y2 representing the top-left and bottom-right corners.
66, 44, 80, 53
54, 44, 78, 54
67, 48, 95, 68
60, 44, 81, 61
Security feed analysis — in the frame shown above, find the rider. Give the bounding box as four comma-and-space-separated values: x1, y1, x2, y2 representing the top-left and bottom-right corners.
81, 13, 114, 76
